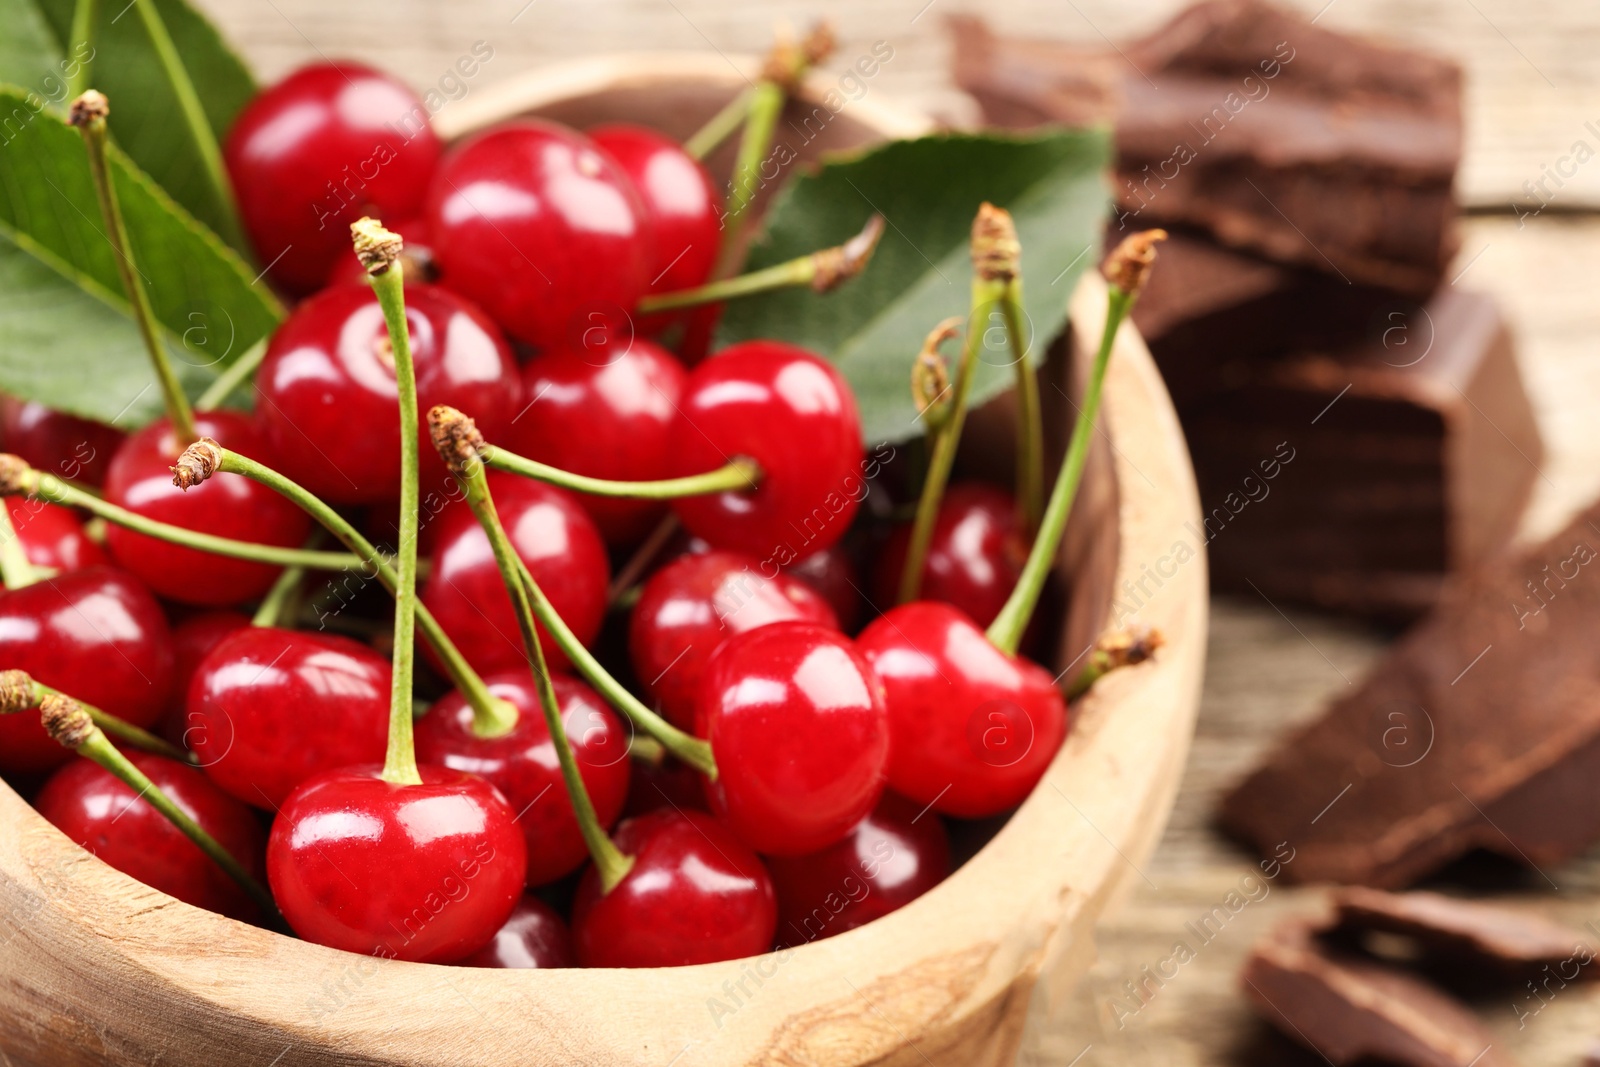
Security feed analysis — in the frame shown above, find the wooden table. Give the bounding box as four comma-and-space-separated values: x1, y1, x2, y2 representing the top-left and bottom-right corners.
194, 0, 1600, 1061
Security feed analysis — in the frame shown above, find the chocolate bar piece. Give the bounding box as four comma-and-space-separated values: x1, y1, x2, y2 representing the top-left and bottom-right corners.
1331, 888, 1599, 976
1243, 917, 1520, 1067
951, 0, 1462, 293
1221, 496, 1600, 886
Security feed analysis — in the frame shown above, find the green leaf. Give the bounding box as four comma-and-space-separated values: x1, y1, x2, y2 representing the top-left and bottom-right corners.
0, 0, 68, 95
0, 84, 282, 427
716, 130, 1112, 445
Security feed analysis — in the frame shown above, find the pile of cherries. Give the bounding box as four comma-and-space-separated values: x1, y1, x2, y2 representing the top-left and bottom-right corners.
0, 58, 1115, 970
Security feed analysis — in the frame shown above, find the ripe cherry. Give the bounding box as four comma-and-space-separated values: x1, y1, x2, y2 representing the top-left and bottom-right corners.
224, 61, 443, 295
416, 670, 631, 887
426, 120, 650, 350
255, 281, 521, 505
856, 602, 1066, 818
421, 473, 609, 676
621, 754, 707, 819
35, 750, 266, 921
326, 215, 435, 289
460, 895, 574, 968
166, 611, 251, 710
669, 342, 864, 565
572, 809, 776, 967
509, 338, 687, 545
874, 482, 1025, 628
0, 396, 123, 487
267, 764, 527, 963
769, 792, 951, 948
102, 411, 312, 606
0, 566, 174, 774
3, 497, 105, 577
784, 544, 862, 632
630, 549, 838, 732
184, 628, 390, 809
698, 621, 888, 855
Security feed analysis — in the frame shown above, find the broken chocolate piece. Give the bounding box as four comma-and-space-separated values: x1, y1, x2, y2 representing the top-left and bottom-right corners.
1332, 888, 1599, 976
1243, 917, 1519, 1067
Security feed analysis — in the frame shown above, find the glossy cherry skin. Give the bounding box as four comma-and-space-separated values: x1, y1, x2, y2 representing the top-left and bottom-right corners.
224, 61, 443, 296
572, 809, 776, 968
416, 670, 631, 886
0, 566, 175, 774
630, 549, 838, 732
426, 120, 650, 350
102, 411, 312, 607
459, 895, 574, 968
621, 754, 707, 819
588, 123, 721, 331
166, 611, 251, 714
698, 622, 889, 856
0, 395, 124, 487
256, 281, 521, 504
509, 338, 687, 545
267, 764, 527, 963
784, 544, 862, 632
421, 473, 609, 676
769, 792, 951, 948
856, 602, 1067, 818
874, 482, 1025, 628
35, 751, 267, 921
184, 627, 390, 809
670, 342, 865, 565
4, 497, 106, 577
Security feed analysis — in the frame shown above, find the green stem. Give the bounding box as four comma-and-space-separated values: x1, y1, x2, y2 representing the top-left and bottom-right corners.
684, 87, 752, 160
0, 500, 41, 589
73, 97, 196, 444
250, 558, 306, 628
485, 447, 759, 500
195, 339, 267, 411
1002, 279, 1044, 534
66, 0, 98, 100
714, 80, 784, 279
988, 286, 1136, 656
129, 0, 247, 253
6, 675, 190, 762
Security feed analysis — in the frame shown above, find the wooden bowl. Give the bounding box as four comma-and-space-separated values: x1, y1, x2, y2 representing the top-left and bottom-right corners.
0, 54, 1206, 1067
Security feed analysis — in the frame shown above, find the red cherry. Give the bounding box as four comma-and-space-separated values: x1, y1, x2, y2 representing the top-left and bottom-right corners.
783, 544, 862, 632
856, 602, 1067, 818
0, 566, 174, 774
697, 621, 888, 856
669, 342, 864, 565
166, 611, 252, 716
35, 751, 266, 921
255, 282, 521, 505
572, 809, 776, 967
621, 754, 707, 819
102, 412, 312, 606
326, 215, 434, 289
769, 792, 950, 948
587, 123, 721, 332
630, 549, 838, 731
874, 483, 1025, 628
184, 628, 390, 809
224, 62, 443, 295
0, 396, 124, 487
416, 670, 631, 886
426, 120, 649, 350
420, 473, 609, 676
4, 497, 105, 577
459, 895, 574, 968
509, 339, 687, 545
267, 764, 526, 963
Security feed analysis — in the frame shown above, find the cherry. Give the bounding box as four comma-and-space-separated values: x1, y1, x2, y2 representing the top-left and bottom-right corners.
416, 670, 631, 886
572, 808, 776, 967
267, 764, 526, 963
508, 338, 687, 545
459, 894, 574, 968
4, 497, 105, 577
669, 341, 864, 565
166, 611, 251, 716
697, 621, 888, 855
255, 281, 521, 505
855, 602, 1066, 818
783, 544, 862, 632
874, 482, 1025, 628
101, 411, 312, 606
0, 566, 174, 775
35, 750, 266, 921
326, 215, 435, 289
768, 792, 951, 948
587, 123, 721, 332
0, 395, 123, 487
630, 549, 838, 732
421, 473, 609, 676
224, 61, 443, 296
621, 754, 707, 819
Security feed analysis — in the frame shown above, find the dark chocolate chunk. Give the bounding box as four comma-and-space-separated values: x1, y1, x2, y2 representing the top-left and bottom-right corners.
1331, 888, 1599, 975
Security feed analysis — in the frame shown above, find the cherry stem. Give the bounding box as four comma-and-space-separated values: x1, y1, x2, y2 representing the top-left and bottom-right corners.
1002, 281, 1044, 534
70, 92, 197, 446
638, 215, 884, 314
1065, 626, 1164, 701
0, 669, 190, 763
66, 0, 97, 100
442, 447, 635, 892
484, 447, 759, 501
195, 339, 267, 412
0, 502, 41, 590
714, 79, 784, 279
607, 513, 678, 606
684, 87, 752, 161
250, 556, 307, 628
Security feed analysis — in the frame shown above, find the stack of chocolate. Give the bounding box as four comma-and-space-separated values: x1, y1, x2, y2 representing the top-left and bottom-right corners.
952, 0, 1543, 619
